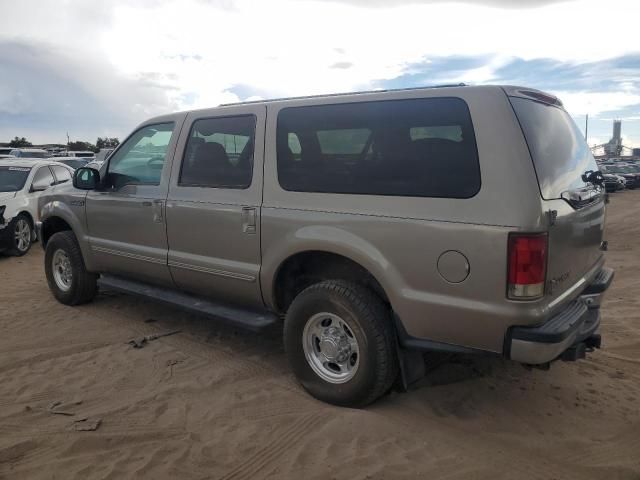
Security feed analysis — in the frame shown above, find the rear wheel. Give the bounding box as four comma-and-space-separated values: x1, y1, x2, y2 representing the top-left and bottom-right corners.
8, 214, 32, 256
284, 280, 398, 407
45, 231, 97, 305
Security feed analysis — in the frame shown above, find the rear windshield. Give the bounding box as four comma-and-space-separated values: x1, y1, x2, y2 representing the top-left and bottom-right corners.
0, 166, 31, 192
510, 97, 598, 200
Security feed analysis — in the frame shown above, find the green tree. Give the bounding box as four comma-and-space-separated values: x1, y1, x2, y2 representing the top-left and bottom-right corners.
96, 137, 120, 149
9, 136, 32, 147
68, 141, 98, 153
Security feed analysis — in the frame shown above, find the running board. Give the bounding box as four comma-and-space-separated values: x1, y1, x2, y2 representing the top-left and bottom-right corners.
97, 274, 278, 332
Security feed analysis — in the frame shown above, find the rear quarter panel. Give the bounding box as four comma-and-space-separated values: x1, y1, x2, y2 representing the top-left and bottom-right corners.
261, 86, 548, 353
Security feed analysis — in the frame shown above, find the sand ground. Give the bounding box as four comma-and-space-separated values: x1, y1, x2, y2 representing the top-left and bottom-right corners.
0, 191, 639, 480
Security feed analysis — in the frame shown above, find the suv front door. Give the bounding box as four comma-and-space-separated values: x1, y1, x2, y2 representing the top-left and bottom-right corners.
85, 118, 184, 285
166, 106, 265, 309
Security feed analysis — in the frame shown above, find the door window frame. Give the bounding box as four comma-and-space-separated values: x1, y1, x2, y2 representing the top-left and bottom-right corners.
168, 106, 266, 206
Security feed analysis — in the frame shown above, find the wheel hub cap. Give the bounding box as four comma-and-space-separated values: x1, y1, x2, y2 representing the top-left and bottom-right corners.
14, 219, 30, 252
302, 313, 359, 384
52, 249, 73, 292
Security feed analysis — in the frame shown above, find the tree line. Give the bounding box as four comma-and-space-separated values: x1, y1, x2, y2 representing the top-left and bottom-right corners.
5, 136, 120, 152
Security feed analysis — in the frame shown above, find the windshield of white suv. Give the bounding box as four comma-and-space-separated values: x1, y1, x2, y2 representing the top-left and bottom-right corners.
0, 166, 31, 192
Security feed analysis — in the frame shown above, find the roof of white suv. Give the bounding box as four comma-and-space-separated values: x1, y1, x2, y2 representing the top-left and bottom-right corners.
0, 159, 65, 168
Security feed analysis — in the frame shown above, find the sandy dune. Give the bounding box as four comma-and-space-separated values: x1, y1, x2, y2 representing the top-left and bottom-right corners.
1, 191, 639, 479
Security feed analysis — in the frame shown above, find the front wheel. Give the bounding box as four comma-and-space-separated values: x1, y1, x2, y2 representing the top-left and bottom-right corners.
284, 280, 398, 407
8, 214, 32, 256
44, 231, 98, 305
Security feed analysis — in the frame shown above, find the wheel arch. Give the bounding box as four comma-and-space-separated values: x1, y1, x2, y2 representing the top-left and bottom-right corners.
260, 225, 404, 313
40, 202, 96, 271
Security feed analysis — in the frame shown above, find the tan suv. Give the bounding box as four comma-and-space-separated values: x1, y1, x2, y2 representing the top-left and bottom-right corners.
38, 85, 613, 406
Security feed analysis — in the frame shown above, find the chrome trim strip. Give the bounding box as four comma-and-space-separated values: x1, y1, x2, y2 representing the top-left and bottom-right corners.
168, 260, 256, 282
548, 277, 586, 310
91, 246, 166, 265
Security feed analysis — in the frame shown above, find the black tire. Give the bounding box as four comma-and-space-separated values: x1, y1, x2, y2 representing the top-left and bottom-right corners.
8, 213, 33, 256
284, 280, 398, 407
44, 231, 98, 305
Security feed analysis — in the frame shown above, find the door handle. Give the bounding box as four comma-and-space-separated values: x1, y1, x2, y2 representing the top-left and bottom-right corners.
241, 207, 256, 234
152, 200, 165, 223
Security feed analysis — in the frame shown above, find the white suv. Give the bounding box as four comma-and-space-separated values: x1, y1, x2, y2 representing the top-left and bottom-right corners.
0, 159, 74, 255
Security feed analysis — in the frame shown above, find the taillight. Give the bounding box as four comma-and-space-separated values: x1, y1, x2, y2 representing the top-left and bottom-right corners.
507, 233, 547, 299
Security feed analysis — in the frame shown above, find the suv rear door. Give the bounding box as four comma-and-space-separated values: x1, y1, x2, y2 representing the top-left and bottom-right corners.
509, 92, 605, 304
85, 118, 184, 285
165, 105, 266, 309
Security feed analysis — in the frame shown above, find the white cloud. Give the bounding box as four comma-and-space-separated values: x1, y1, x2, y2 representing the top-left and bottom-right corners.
1, 0, 640, 142
554, 91, 640, 116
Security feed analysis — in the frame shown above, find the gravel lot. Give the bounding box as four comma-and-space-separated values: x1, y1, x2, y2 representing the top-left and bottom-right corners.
1, 191, 639, 480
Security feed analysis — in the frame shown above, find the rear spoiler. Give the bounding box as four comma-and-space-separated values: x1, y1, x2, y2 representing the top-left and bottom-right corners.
501, 86, 563, 108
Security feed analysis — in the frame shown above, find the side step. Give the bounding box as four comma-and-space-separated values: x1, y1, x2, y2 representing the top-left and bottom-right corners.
97, 274, 279, 332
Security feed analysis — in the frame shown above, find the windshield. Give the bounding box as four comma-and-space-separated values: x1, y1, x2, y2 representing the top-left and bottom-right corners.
59, 159, 87, 169
510, 97, 598, 199
0, 166, 31, 192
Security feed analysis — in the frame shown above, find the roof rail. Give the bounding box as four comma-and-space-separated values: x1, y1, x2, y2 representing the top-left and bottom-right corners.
218, 83, 467, 107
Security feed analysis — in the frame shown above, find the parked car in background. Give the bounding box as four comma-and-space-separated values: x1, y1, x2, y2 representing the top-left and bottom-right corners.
602, 173, 626, 192
0, 159, 74, 255
600, 164, 640, 189
9, 148, 49, 159
39, 85, 613, 406
0, 147, 14, 156
54, 157, 90, 170
66, 151, 96, 160
95, 148, 114, 163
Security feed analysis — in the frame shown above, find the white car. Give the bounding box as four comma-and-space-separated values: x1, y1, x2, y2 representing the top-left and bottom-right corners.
0, 159, 74, 256
8, 148, 49, 159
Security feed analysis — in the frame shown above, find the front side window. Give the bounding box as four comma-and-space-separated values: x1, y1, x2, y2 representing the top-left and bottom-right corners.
107, 123, 175, 188
31, 166, 55, 190
276, 97, 480, 198
179, 115, 255, 189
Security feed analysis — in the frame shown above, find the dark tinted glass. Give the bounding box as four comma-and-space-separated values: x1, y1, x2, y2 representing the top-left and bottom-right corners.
52, 165, 72, 183
0, 166, 31, 192
511, 97, 598, 200
180, 115, 255, 189
276, 97, 480, 198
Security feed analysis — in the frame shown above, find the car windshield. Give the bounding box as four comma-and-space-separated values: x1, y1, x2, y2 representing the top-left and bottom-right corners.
24, 151, 47, 158
59, 159, 88, 169
0, 166, 31, 192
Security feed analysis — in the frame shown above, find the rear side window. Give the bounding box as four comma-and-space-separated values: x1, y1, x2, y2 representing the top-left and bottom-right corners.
180, 115, 255, 189
510, 97, 598, 200
276, 97, 480, 198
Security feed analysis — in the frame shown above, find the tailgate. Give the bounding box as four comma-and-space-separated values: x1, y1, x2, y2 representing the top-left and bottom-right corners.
544, 198, 605, 301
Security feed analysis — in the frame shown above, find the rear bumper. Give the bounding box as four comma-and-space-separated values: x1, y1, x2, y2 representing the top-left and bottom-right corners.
507, 267, 614, 365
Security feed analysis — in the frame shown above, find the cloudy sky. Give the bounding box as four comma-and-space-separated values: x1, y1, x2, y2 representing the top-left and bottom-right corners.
1, 0, 639, 150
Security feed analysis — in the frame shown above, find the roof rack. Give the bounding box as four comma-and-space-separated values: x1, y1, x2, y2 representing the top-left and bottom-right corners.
218, 83, 467, 107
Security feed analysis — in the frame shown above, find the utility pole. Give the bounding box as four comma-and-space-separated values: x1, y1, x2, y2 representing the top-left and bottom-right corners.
66, 132, 70, 146
584, 114, 588, 141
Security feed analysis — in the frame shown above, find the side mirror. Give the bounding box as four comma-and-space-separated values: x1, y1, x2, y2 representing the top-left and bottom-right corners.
73, 167, 100, 190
